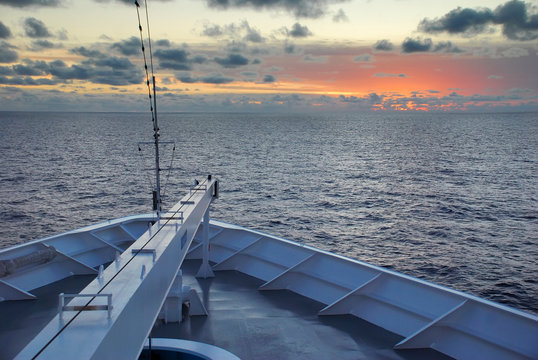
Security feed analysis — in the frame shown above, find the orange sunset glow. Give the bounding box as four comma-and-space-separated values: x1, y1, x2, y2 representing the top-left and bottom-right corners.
0, 0, 537, 112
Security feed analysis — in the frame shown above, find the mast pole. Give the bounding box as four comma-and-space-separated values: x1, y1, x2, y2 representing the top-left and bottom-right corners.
152, 75, 161, 215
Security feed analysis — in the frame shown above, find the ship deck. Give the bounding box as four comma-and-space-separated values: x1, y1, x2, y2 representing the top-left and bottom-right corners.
151, 259, 452, 360
0, 260, 452, 360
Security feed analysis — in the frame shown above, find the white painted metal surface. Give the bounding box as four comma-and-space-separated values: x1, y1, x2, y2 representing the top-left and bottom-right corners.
187, 220, 538, 360
143, 338, 241, 360
0, 215, 155, 301
16, 178, 218, 360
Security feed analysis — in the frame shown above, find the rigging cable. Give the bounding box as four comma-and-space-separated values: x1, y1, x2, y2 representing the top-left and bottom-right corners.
134, 0, 155, 124
137, 144, 155, 190
161, 143, 176, 200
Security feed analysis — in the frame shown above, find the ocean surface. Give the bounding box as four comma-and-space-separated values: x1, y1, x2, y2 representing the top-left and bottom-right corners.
0, 111, 536, 315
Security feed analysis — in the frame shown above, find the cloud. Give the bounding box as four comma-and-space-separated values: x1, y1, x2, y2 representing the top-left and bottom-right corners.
373, 39, 394, 51
154, 48, 192, 70
242, 22, 265, 43
0, 21, 12, 39
70, 46, 106, 58
0, 66, 13, 75
201, 21, 265, 43
93, 0, 172, 4
155, 39, 171, 47
28, 39, 62, 52
432, 41, 463, 53
303, 54, 327, 63
288, 23, 312, 38
262, 74, 275, 83
202, 24, 224, 37
488, 75, 503, 79
204, 0, 346, 19
495, 0, 538, 40
419, 7, 493, 35
0, 54, 142, 86
0, 75, 59, 85
12, 60, 48, 76
214, 53, 249, 68
0, 0, 60, 7
418, 0, 538, 41
57, 29, 68, 41
373, 73, 406, 78
499, 46, 529, 57
201, 74, 233, 84
112, 36, 140, 56
401, 37, 432, 53
24, 18, 52, 38
284, 40, 296, 54
337, 93, 384, 106
0, 41, 18, 63
333, 9, 348, 23
176, 72, 235, 84
353, 54, 372, 62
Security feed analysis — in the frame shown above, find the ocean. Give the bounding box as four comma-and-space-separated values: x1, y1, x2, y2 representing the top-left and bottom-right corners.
0, 111, 536, 315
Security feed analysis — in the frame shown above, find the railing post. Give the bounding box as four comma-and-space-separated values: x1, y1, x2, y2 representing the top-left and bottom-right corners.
196, 207, 214, 278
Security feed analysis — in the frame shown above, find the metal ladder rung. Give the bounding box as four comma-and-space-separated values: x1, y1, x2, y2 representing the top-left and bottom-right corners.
59, 293, 113, 318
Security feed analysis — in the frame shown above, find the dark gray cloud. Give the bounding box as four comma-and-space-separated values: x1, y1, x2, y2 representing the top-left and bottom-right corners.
28, 39, 62, 51
0, 42, 18, 63
262, 74, 275, 83
0, 55, 142, 86
201, 73, 234, 84
401, 37, 433, 53
271, 94, 304, 104
201, 21, 265, 43
373, 39, 394, 51
495, 0, 538, 40
419, 0, 538, 41
192, 54, 208, 64
112, 36, 140, 56
70, 46, 105, 58
155, 39, 171, 47
243, 23, 265, 43
0, 66, 13, 75
24, 18, 52, 38
0, 0, 60, 7
288, 23, 312, 38
13, 60, 48, 75
332, 9, 348, 23
0, 21, 12, 39
419, 7, 493, 35
204, 0, 345, 19
432, 41, 463, 53
177, 74, 198, 83
154, 48, 191, 70
55, 56, 142, 85
0, 75, 59, 85
93, 0, 171, 4
338, 93, 384, 106
214, 53, 249, 68
177, 73, 234, 84
202, 24, 224, 37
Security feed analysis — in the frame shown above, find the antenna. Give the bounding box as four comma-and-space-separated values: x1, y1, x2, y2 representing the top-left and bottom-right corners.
135, 0, 162, 215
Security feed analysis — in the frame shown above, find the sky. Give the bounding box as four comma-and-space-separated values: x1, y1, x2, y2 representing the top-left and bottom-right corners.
0, 0, 537, 112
